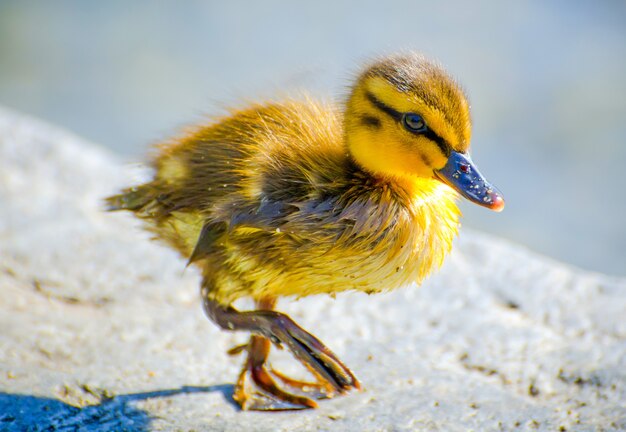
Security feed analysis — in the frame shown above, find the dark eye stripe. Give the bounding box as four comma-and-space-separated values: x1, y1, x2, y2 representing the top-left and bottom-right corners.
365, 91, 403, 122
365, 91, 450, 157
423, 129, 450, 157
361, 115, 381, 129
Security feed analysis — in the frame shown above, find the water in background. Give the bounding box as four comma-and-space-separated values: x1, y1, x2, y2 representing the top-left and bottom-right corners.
1, 1, 624, 276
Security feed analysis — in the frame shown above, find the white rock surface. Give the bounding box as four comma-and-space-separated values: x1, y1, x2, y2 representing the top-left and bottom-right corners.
0, 106, 624, 431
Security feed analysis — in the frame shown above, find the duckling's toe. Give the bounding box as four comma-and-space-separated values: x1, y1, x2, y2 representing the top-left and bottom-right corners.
266, 314, 361, 394
234, 363, 318, 411
230, 320, 360, 411
270, 368, 334, 400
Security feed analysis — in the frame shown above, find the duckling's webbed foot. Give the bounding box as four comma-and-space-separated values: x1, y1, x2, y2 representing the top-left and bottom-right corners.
203, 296, 360, 410
232, 335, 320, 410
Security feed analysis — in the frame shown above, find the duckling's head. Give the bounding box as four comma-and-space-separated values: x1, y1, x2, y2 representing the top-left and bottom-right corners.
345, 53, 504, 211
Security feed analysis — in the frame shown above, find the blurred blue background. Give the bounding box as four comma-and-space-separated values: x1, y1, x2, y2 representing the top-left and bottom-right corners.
1, 1, 624, 276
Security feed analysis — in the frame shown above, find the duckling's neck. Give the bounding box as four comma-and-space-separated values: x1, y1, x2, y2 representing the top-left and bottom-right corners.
341, 154, 461, 286
380, 173, 435, 199
346, 152, 446, 203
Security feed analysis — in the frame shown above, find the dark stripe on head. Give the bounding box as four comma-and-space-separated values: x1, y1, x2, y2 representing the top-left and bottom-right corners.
365, 56, 468, 134
418, 151, 432, 167
366, 91, 450, 157
423, 129, 450, 157
360, 115, 381, 129
365, 92, 403, 122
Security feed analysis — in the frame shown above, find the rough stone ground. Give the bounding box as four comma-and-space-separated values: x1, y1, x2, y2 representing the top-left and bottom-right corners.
0, 106, 624, 431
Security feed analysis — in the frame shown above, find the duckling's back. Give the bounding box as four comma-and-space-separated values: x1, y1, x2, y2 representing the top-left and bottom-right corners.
107, 98, 346, 259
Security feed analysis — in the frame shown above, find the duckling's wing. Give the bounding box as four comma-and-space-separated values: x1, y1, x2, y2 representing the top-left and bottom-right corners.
186, 197, 299, 265
187, 220, 227, 265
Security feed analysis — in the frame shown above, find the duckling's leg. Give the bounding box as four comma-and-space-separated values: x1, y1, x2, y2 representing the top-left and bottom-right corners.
203, 295, 360, 410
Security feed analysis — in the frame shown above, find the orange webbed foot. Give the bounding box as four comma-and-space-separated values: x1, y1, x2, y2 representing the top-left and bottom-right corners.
229, 333, 360, 411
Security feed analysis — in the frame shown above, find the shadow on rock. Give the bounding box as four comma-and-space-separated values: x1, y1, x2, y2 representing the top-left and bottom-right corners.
0, 384, 234, 431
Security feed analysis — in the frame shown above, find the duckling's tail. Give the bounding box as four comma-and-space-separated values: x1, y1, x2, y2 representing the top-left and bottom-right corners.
105, 184, 155, 212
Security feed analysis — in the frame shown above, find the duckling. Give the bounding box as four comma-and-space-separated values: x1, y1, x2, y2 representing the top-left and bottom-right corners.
107, 53, 504, 411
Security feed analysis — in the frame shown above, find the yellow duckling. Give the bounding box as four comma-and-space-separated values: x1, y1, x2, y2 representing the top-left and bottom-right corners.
107, 53, 504, 411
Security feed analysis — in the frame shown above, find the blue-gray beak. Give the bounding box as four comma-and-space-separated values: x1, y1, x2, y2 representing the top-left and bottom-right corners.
435, 151, 504, 212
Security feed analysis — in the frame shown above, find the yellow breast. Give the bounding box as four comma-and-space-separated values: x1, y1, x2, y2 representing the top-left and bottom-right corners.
211, 177, 460, 304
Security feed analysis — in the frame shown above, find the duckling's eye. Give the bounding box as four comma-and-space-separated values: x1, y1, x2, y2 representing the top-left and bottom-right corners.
402, 113, 427, 133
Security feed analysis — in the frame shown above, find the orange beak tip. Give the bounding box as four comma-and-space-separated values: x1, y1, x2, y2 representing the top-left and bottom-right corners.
490, 195, 505, 212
